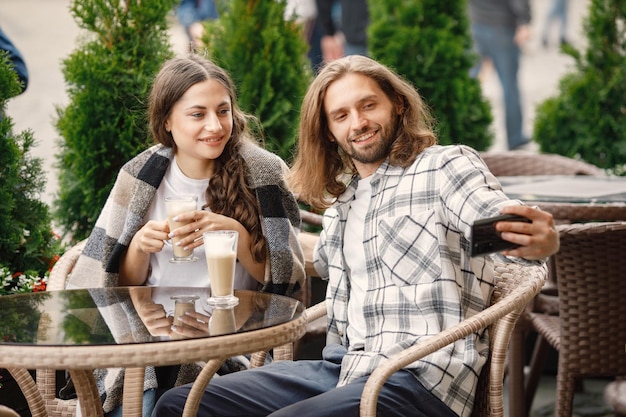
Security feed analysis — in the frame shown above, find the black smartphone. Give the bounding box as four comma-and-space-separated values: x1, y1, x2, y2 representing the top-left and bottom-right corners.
470, 214, 532, 257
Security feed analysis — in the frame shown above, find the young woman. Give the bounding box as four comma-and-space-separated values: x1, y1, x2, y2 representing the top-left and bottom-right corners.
67, 54, 305, 416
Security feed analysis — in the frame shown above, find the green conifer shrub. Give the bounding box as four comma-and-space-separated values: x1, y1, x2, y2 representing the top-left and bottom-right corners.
54, 0, 176, 241
0, 52, 64, 292
533, 0, 626, 173
200, 0, 312, 163
367, 0, 493, 150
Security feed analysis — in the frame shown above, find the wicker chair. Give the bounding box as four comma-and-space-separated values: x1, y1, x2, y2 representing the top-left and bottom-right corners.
510, 222, 626, 417
35, 240, 87, 416
505, 205, 626, 416
478, 151, 604, 177
302, 260, 547, 417
483, 152, 621, 417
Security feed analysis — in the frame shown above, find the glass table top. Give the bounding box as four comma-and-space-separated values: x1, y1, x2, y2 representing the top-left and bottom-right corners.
0, 287, 304, 346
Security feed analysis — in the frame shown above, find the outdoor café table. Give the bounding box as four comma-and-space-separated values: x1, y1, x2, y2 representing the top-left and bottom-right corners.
498, 175, 626, 222
0, 287, 306, 417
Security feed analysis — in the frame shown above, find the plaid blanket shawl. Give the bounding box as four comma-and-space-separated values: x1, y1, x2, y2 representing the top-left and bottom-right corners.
66, 143, 305, 412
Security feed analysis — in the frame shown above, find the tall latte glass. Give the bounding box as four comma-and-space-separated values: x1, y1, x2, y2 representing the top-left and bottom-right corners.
203, 230, 239, 307
165, 195, 198, 263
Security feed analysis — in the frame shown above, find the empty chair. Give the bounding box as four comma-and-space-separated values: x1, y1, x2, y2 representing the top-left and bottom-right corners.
513, 222, 626, 417
36, 240, 86, 416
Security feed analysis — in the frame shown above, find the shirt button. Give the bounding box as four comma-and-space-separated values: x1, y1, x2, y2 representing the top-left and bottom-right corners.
338, 331, 344, 337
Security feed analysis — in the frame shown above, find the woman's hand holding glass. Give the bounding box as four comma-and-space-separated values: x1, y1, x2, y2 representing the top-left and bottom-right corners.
135, 299, 173, 337
171, 310, 211, 338
170, 210, 265, 283
133, 220, 170, 255
167, 210, 242, 252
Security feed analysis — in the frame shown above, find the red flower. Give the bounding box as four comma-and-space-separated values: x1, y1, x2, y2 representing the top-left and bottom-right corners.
48, 254, 61, 271
33, 281, 47, 292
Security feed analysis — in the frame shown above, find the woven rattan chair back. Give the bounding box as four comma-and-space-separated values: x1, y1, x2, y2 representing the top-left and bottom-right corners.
297, 260, 548, 417
478, 152, 604, 177
36, 240, 87, 417
525, 222, 626, 417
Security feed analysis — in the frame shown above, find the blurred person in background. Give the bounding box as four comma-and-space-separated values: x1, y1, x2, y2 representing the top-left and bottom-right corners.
468, 0, 531, 151
176, 0, 219, 44
0, 25, 28, 121
0, 25, 28, 94
541, 0, 570, 47
316, 0, 368, 64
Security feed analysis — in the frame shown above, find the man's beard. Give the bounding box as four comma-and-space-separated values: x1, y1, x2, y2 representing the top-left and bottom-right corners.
339, 116, 399, 165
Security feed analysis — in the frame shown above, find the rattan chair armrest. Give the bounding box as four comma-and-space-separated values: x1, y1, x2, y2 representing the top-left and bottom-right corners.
298, 232, 321, 277
359, 270, 544, 417
304, 300, 327, 323
300, 209, 323, 228
47, 239, 86, 291
7, 368, 46, 416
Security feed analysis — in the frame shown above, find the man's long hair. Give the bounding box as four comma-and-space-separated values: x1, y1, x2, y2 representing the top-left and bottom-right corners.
290, 55, 437, 210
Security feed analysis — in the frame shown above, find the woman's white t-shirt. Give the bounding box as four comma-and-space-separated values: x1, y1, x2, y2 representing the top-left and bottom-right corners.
144, 157, 258, 291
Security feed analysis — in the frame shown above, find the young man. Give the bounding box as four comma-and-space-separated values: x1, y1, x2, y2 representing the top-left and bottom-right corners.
153, 55, 559, 417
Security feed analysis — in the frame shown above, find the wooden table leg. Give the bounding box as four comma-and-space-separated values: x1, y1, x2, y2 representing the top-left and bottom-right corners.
7, 368, 47, 417
182, 359, 225, 417
123, 367, 146, 417
69, 369, 103, 417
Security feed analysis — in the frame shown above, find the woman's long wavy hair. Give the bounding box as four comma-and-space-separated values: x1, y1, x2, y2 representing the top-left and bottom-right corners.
290, 55, 437, 210
149, 54, 266, 263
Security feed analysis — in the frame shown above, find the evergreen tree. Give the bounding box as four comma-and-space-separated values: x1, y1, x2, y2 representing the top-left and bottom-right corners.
0, 51, 62, 288
367, 0, 493, 150
54, 0, 176, 241
534, 0, 626, 173
200, 0, 312, 163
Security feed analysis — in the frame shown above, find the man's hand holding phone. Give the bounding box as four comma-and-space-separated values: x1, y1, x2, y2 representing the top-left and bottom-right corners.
471, 205, 559, 260
471, 214, 531, 256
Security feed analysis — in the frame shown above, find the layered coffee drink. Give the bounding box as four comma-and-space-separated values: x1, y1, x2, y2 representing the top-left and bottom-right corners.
165, 196, 198, 262
204, 230, 239, 307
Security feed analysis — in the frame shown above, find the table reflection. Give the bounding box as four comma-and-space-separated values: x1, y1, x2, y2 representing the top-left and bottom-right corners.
0, 288, 303, 346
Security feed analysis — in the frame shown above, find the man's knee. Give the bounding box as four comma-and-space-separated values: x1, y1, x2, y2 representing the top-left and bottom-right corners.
152, 385, 189, 416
